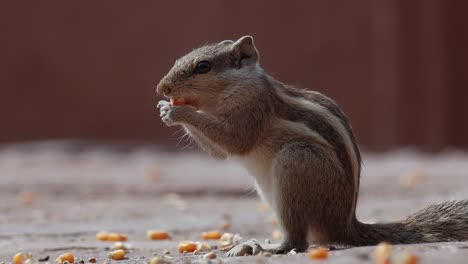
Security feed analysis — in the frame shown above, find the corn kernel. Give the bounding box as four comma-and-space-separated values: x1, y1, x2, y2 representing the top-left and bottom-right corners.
195, 242, 212, 252
271, 230, 282, 240
308, 247, 329, 260
111, 242, 132, 251
56, 253, 74, 264
219, 233, 242, 251
201, 231, 222, 240
108, 249, 125, 260
13, 252, 32, 264
107, 232, 128, 241
270, 217, 278, 226
177, 241, 197, 253
374, 242, 392, 264
170, 98, 187, 106
96, 231, 109, 241
19, 191, 36, 205
219, 221, 230, 230
147, 230, 170, 240
149, 256, 172, 264
397, 251, 419, 264
146, 167, 161, 182
257, 202, 269, 212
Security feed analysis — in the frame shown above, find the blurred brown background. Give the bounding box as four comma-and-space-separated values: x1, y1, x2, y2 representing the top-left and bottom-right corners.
1, 1, 467, 150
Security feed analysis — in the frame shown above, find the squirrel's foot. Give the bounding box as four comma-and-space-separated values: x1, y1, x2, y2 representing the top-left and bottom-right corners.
226, 239, 267, 257
226, 239, 297, 257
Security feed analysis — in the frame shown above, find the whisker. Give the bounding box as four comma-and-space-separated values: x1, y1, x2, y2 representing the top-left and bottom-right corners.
176, 132, 190, 147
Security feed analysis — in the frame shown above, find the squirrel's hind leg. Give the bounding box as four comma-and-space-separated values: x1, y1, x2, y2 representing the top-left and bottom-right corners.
271, 142, 352, 251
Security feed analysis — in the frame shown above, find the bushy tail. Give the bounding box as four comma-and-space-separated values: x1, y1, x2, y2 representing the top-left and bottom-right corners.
352, 200, 468, 246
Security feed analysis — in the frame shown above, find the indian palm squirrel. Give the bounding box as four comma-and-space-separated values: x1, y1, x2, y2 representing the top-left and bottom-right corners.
156, 36, 468, 256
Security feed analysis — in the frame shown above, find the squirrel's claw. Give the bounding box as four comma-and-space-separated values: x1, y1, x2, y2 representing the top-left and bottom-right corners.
226, 239, 264, 257
157, 100, 170, 109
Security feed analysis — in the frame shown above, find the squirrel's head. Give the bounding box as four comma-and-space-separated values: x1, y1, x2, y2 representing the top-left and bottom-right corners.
156, 35, 260, 109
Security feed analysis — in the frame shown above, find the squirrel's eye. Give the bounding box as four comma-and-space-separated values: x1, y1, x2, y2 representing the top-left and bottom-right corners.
193, 61, 211, 74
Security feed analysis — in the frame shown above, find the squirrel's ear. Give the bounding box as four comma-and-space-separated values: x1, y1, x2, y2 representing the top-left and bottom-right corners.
232, 35, 259, 66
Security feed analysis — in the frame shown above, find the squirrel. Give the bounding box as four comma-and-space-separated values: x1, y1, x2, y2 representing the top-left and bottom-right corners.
156, 36, 468, 256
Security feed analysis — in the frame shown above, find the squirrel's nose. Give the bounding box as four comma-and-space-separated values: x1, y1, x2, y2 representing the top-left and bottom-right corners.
156, 82, 171, 95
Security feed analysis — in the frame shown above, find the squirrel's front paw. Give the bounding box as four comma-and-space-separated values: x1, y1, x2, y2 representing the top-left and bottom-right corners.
157, 100, 190, 127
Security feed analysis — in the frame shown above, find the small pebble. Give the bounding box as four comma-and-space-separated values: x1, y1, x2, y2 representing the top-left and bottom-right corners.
78, 260, 85, 264
163, 250, 170, 255
87, 258, 97, 263
204, 252, 217, 259
38, 256, 50, 262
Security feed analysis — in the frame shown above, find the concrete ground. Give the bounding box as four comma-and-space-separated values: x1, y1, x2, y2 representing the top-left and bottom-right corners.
0, 142, 467, 263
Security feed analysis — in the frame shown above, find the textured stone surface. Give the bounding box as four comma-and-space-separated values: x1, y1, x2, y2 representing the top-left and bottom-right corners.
1, 143, 467, 263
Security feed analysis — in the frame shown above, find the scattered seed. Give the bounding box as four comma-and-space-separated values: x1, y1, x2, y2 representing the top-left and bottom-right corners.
96, 232, 127, 242
107, 250, 125, 261
399, 168, 426, 190
270, 217, 278, 226
56, 253, 74, 264
110, 242, 132, 251
219, 221, 230, 231
149, 256, 172, 264
13, 252, 32, 264
178, 241, 198, 253
146, 167, 161, 182
202, 231, 222, 240
308, 247, 329, 260
19, 191, 36, 205
219, 233, 242, 251
374, 242, 392, 264
257, 202, 269, 212
147, 230, 170, 240
271, 230, 282, 240
196, 242, 212, 252
107, 233, 128, 242
396, 251, 419, 264
96, 231, 109, 241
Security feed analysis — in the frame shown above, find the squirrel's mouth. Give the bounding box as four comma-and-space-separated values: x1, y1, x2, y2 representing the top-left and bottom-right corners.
170, 97, 186, 106
170, 97, 197, 108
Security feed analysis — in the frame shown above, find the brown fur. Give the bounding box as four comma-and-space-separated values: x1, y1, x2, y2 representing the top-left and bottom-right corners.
156, 36, 468, 255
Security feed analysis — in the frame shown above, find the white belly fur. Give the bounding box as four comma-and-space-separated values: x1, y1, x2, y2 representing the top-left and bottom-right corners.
236, 148, 275, 207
